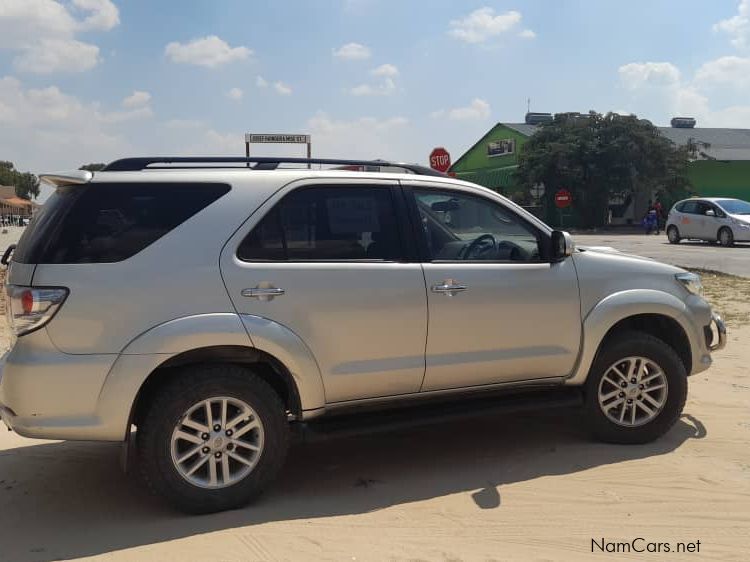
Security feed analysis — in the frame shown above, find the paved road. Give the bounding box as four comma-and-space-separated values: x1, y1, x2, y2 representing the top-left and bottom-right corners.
574, 233, 750, 277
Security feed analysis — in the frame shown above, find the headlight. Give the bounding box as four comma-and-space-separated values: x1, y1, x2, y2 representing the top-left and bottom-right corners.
731, 218, 750, 229
675, 272, 703, 296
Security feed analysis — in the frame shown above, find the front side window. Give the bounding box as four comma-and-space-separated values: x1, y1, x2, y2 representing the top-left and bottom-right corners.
413, 189, 542, 262
238, 186, 402, 261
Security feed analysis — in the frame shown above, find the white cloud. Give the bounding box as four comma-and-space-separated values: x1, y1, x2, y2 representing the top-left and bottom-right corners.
350, 77, 396, 96
333, 42, 371, 60
274, 81, 292, 95
122, 90, 151, 108
165, 36, 252, 68
256, 75, 268, 88
72, 0, 119, 31
0, 76, 151, 172
14, 38, 100, 73
371, 63, 399, 77
227, 87, 244, 100
618, 55, 750, 128
449, 7, 525, 44
0, 0, 119, 73
713, 0, 750, 50
618, 62, 681, 90
432, 98, 491, 121
307, 112, 410, 159
518, 29, 536, 39
694, 56, 750, 91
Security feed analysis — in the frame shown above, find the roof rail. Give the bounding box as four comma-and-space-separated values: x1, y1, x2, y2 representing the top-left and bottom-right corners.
101, 156, 446, 177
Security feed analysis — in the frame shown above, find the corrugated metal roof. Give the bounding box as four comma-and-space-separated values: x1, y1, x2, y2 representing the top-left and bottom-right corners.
503, 123, 540, 136
456, 166, 517, 190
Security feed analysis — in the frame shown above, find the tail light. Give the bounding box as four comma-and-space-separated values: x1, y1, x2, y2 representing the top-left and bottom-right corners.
6, 285, 68, 336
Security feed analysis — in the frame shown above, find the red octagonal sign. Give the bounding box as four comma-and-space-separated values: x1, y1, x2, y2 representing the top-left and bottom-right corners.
555, 189, 572, 209
429, 147, 451, 173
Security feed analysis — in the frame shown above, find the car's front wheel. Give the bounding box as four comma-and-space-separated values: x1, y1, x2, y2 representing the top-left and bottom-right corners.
137, 364, 290, 513
584, 332, 687, 444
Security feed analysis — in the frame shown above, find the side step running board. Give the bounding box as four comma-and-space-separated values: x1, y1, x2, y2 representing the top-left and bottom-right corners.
294, 388, 583, 443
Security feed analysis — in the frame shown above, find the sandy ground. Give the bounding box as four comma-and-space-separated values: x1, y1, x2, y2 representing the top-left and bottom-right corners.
0, 252, 748, 561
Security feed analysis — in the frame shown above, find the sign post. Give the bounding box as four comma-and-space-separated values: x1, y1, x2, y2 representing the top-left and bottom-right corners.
554, 188, 572, 228
429, 147, 451, 174
244, 133, 312, 167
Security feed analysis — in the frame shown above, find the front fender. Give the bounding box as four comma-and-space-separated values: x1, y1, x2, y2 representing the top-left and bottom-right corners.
565, 289, 708, 385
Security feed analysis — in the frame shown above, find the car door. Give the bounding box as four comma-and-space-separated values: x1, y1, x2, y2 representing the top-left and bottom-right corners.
692, 201, 716, 240
404, 182, 582, 391
220, 179, 428, 403
677, 200, 699, 238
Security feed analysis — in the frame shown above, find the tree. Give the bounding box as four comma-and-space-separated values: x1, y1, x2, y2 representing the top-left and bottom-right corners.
79, 163, 107, 171
0, 161, 40, 200
516, 112, 696, 228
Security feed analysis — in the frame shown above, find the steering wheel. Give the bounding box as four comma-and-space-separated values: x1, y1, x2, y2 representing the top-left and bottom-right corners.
462, 234, 497, 260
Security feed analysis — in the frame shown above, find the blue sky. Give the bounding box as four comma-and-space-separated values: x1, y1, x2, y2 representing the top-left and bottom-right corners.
1, 0, 750, 182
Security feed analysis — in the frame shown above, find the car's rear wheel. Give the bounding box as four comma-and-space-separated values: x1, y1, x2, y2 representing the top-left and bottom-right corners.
584, 332, 687, 444
718, 227, 734, 247
137, 364, 289, 513
666, 225, 681, 244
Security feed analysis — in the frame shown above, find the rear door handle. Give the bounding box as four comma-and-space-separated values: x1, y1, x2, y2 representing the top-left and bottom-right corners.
431, 279, 467, 296
241, 286, 285, 301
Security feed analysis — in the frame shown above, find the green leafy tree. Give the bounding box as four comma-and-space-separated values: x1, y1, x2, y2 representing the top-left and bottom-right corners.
0, 161, 40, 200
79, 163, 107, 171
516, 112, 697, 228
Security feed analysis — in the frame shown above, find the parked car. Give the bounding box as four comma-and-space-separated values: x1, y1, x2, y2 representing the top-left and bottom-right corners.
666, 197, 750, 246
0, 157, 726, 513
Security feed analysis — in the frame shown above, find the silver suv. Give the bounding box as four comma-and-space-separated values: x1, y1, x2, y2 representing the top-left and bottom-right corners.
0, 157, 727, 513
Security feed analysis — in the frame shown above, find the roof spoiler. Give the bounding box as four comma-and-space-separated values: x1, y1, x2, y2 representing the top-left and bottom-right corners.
39, 170, 93, 187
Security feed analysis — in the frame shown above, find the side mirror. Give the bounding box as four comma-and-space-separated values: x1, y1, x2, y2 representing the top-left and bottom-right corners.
705, 209, 715, 217
551, 230, 575, 261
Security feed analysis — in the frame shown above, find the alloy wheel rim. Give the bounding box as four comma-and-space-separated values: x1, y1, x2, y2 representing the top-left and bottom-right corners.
597, 356, 668, 427
170, 396, 264, 489
668, 228, 678, 242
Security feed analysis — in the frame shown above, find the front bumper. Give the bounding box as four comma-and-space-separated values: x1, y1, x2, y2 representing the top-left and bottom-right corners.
707, 312, 727, 352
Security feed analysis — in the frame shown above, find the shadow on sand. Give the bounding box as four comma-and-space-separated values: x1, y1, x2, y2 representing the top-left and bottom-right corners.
0, 410, 706, 561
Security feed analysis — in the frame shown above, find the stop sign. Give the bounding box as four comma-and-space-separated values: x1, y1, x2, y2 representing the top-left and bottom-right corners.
555, 189, 572, 208
429, 147, 451, 173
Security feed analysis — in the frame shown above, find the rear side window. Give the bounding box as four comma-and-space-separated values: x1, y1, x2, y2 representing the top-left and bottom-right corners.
238, 186, 402, 261
14, 182, 229, 264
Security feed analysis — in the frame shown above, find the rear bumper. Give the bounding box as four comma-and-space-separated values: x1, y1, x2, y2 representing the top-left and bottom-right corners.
0, 329, 118, 440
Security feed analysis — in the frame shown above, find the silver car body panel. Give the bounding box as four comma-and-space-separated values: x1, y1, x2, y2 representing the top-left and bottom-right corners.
220, 177, 428, 403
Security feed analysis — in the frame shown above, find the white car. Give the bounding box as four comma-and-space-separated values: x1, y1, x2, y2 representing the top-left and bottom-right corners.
666, 197, 750, 246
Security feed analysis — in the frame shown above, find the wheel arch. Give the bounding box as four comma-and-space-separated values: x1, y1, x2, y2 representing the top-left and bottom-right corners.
130, 345, 303, 430
566, 290, 700, 385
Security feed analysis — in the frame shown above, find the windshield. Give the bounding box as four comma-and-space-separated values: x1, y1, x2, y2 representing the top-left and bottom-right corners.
716, 199, 750, 215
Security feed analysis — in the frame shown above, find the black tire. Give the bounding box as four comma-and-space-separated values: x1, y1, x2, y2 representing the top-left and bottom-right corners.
584, 331, 687, 444
666, 225, 681, 244
718, 226, 734, 247
136, 364, 290, 514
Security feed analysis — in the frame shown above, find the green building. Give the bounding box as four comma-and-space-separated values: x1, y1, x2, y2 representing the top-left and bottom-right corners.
450, 114, 750, 226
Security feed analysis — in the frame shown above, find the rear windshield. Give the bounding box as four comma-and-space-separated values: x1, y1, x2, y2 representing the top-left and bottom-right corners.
14, 182, 230, 264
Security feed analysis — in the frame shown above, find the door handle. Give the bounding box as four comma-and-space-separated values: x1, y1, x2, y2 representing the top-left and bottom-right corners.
431, 279, 467, 296
241, 286, 285, 301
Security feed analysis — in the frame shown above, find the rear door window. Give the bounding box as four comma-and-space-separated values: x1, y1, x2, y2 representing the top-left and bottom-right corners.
14, 182, 229, 264
238, 186, 403, 261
